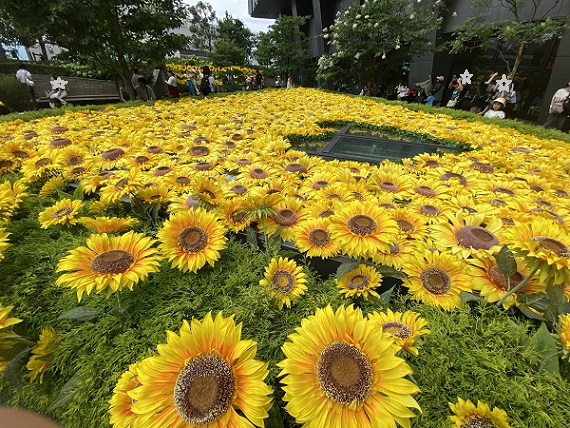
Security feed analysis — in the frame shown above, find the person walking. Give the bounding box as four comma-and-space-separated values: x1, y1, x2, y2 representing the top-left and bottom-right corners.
543, 82, 570, 131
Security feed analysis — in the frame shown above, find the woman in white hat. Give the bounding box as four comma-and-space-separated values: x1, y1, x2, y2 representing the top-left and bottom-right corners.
483, 97, 506, 119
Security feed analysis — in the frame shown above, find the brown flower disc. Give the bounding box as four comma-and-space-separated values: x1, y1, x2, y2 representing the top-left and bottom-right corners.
462, 416, 495, 428
195, 162, 213, 171
531, 236, 570, 257
470, 162, 494, 173
317, 341, 373, 405
554, 188, 568, 198
440, 172, 467, 186
389, 243, 400, 254
178, 227, 208, 253
185, 195, 200, 210
488, 265, 525, 292
190, 146, 210, 157
23, 131, 38, 140
425, 160, 440, 168
52, 206, 73, 219
379, 203, 396, 210
70, 167, 86, 175
285, 163, 307, 173
175, 176, 191, 186
492, 187, 515, 197
51, 126, 68, 134
266, 188, 281, 195
271, 270, 295, 293
135, 156, 150, 165
50, 138, 72, 148
293, 194, 306, 202
348, 274, 369, 290
274, 209, 298, 226
12, 150, 29, 159
182, 124, 196, 131
67, 155, 83, 166
177, 131, 191, 138
154, 166, 173, 176
500, 217, 516, 226
229, 210, 248, 224
312, 180, 330, 190
308, 228, 330, 247
396, 219, 415, 233
101, 148, 125, 161
490, 198, 507, 207
455, 226, 499, 250
379, 181, 398, 192
415, 185, 436, 197
420, 204, 440, 216
99, 171, 115, 179
146, 145, 163, 154
236, 158, 251, 166
347, 215, 377, 235
461, 206, 478, 214
173, 354, 235, 426
250, 168, 267, 179
231, 184, 247, 195
529, 184, 544, 192
382, 321, 412, 339
224, 141, 237, 148
536, 200, 554, 210
319, 209, 334, 218
35, 158, 52, 168
90, 250, 134, 274
231, 134, 244, 141
0, 159, 14, 169
114, 178, 129, 190
420, 267, 452, 294
193, 136, 209, 144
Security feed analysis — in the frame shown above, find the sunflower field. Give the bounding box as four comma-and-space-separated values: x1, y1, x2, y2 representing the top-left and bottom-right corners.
0, 88, 570, 428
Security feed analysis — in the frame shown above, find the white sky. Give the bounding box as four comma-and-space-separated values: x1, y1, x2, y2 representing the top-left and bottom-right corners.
186, 0, 275, 33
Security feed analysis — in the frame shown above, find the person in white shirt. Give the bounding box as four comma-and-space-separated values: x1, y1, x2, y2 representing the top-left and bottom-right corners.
15, 64, 36, 108
544, 82, 570, 130
483, 97, 506, 119
164, 70, 179, 98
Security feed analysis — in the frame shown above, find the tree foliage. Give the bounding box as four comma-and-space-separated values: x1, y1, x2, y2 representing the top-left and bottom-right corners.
209, 12, 255, 67
255, 16, 313, 84
446, 0, 568, 80
0, 0, 189, 96
187, 1, 217, 53
317, 0, 443, 94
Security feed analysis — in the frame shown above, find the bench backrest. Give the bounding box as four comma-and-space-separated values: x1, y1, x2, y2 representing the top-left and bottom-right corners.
34, 74, 119, 97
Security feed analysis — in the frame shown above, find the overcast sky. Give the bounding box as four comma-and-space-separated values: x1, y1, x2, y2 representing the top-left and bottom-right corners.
189, 0, 275, 33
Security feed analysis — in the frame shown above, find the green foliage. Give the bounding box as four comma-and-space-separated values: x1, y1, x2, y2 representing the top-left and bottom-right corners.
318, 0, 443, 92
209, 12, 255, 67
0, 74, 35, 112
187, 1, 217, 53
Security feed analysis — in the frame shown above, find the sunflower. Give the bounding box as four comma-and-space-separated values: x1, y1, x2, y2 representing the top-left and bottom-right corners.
260, 257, 307, 309
503, 217, 570, 285
337, 264, 382, 299
217, 200, 253, 232
157, 208, 227, 273
135, 184, 176, 205
470, 254, 543, 308
78, 216, 139, 233
449, 398, 511, 428
560, 314, 570, 353
371, 237, 417, 271
130, 313, 273, 427
38, 198, 83, 229
262, 196, 307, 241
390, 207, 430, 240
39, 176, 66, 198
0, 227, 10, 261
402, 248, 474, 311
109, 363, 142, 428
0, 304, 22, 354
368, 309, 430, 356
278, 305, 421, 428
99, 170, 144, 206
429, 211, 503, 259
330, 201, 399, 259
27, 327, 59, 384
293, 217, 340, 259
192, 176, 228, 206
56, 231, 162, 301
20, 155, 59, 182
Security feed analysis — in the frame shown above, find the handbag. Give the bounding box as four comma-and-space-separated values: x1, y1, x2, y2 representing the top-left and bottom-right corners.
551, 102, 564, 114
446, 99, 457, 108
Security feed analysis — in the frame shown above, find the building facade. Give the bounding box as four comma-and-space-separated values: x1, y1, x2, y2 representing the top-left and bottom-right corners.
249, 0, 570, 123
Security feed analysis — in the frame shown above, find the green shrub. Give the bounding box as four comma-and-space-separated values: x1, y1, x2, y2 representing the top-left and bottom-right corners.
0, 75, 36, 112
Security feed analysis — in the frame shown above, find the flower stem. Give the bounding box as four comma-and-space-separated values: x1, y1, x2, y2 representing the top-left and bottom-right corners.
496, 266, 539, 307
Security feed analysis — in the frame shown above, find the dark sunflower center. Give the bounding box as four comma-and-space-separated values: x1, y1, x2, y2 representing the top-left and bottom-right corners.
379, 181, 398, 192
175, 176, 191, 186
178, 227, 208, 253
441, 172, 467, 186
174, 354, 235, 426
536, 200, 554, 210
67, 155, 82, 166
35, 158, 52, 168
308, 228, 330, 247
274, 208, 298, 226
271, 269, 295, 293
90, 250, 134, 275
154, 166, 172, 176
101, 148, 125, 161
382, 321, 412, 339
396, 219, 415, 233
319, 209, 334, 218
317, 341, 373, 406
231, 184, 247, 195
348, 274, 369, 290
420, 204, 440, 216
531, 237, 570, 258
492, 187, 515, 196
190, 146, 210, 156
415, 185, 436, 197
114, 178, 129, 190
455, 226, 499, 250
488, 265, 525, 292
389, 243, 400, 254
185, 195, 200, 210
195, 162, 212, 171
146, 145, 162, 154
250, 168, 267, 179
312, 180, 330, 190
229, 210, 248, 224
420, 267, 451, 294
461, 416, 495, 428
285, 163, 307, 173
0, 160, 14, 168
425, 160, 440, 168
236, 158, 251, 166
347, 215, 377, 235
52, 206, 73, 219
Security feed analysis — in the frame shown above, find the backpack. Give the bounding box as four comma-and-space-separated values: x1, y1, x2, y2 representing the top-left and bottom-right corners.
199, 76, 211, 95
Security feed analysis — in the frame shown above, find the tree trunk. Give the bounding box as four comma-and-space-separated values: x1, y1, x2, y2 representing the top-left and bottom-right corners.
510, 41, 527, 82
118, 57, 135, 101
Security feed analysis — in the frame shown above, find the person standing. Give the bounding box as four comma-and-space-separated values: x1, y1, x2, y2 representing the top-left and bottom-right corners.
430, 76, 445, 107
165, 70, 179, 98
446, 76, 464, 108
15, 63, 36, 107
543, 82, 570, 131
185, 71, 196, 95
131, 68, 143, 89
255, 69, 263, 90
287, 73, 295, 89
135, 77, 156, 101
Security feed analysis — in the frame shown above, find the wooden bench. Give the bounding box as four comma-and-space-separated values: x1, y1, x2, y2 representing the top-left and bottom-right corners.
37, 93, 122, 106
34, 74, 122, 106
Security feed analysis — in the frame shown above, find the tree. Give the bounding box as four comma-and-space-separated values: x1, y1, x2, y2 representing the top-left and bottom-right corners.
0, 3, 52, 60
209, 12, 254, 67
255, 16, 313, 84
187, 1, 217, 53
1, 0, 189, 98
317, 0, 443, 94
446, 0, 568, 81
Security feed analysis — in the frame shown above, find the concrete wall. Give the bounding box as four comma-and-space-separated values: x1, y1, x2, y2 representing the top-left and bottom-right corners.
33, 75, 119, 98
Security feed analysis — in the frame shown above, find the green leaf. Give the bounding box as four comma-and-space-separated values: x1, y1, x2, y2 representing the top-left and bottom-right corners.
507, 318, 530, 348
279, 250, 300, 259
496, 245, 517, 278
245, 226, 259, 249
517, 305, 547, 322
58, 306, 103, 322
545, 284, 567, 306
72, 185, 84, 201
336, 262, 360, 281
380, 286, 395, 304
3, 346, 32, 388
376, 265, 405, 279
265, 402, 285, 428
460, 291, 485, 304
267, 228, 284, 253
557, 302, 570, 315
531, 323, 560, 375
50, 373, 81, 411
